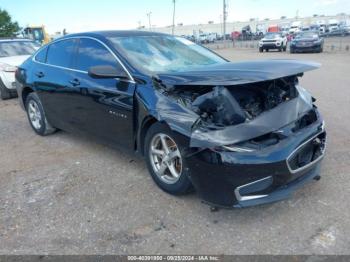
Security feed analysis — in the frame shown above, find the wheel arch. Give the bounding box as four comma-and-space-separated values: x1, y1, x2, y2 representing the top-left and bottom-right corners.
22, 86, 35, 106
137, 115, 176, 156
138, 116, 158, 156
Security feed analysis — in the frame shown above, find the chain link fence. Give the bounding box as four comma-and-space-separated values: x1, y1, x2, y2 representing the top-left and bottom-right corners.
205, 36, 350, 52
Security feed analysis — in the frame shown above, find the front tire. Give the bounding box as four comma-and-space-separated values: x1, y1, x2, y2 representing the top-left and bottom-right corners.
25, 92, 56, 136
259, 47, 263, 52
144, 123, 193, 195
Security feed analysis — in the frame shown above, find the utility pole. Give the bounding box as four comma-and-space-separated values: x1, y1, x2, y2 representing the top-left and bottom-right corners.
220, 14, 223, 36
172, 0, 176, 35
223, 0, 227, 40
147, 12, 152, 31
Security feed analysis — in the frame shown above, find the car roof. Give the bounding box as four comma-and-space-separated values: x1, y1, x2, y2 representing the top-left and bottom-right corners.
62, 30, 171, 40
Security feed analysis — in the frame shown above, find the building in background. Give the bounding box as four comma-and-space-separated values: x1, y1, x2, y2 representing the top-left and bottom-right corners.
149, 14, 350, 37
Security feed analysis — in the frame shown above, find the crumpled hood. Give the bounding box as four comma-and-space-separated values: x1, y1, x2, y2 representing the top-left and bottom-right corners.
156, 60, 320, 87
0, 55, 31, 67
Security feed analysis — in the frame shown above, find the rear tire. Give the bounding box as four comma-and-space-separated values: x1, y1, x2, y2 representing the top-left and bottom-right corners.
25, 92, 56, 136
266, 49, 269, 52
0, 78, 11, 100
144, 122, 193, 195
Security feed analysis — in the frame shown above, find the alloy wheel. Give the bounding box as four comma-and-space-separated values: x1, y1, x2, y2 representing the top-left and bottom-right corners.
149, 133, 182, 184
28, 100, 42, 130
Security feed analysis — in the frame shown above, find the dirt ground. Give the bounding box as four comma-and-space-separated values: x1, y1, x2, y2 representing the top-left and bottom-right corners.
0, 48, 349, 255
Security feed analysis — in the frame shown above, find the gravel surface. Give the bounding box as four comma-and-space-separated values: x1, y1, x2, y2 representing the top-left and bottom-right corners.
0, 49, 349, 255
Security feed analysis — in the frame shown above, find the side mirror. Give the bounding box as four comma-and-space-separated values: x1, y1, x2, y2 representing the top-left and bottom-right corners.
88, 65, 129, 79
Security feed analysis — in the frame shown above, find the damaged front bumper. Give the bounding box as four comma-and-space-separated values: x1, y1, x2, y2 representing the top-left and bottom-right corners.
185, 115, 326, 208
145, 59, 326, 207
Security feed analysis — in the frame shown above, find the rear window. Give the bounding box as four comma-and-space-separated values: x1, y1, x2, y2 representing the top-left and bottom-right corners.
46, 39, 77, 68
35, 46, 48, 63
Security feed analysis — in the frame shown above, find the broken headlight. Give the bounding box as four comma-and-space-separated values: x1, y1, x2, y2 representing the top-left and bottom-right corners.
216, 132, 283, 153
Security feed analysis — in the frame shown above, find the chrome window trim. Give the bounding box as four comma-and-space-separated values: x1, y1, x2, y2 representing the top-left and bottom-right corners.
234, 176, 272, 202
286, 129, 326, 174
32, 36, 135, 83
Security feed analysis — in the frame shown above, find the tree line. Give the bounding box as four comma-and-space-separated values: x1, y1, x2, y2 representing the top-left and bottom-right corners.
0, 8, 20, 37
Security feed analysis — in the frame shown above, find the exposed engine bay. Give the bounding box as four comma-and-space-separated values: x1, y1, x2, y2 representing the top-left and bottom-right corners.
168, 76, 299, 128
152, 60, 320, 148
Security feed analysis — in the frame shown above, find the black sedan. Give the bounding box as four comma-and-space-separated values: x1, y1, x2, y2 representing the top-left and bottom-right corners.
290, 32, 324, 53
15, 31, 326, 208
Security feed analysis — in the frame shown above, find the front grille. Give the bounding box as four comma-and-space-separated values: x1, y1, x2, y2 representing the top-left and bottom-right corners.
263, 40, 276, 43
296, 42, 314, 47
287, 132, 326, 173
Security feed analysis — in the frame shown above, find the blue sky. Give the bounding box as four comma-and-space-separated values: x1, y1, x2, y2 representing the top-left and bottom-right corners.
0, 0, 349, 33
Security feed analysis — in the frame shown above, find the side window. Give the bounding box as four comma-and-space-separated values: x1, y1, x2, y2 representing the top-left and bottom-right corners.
75, 38, 120, 72
35, 46, 48, 63
46, 39, 77, 68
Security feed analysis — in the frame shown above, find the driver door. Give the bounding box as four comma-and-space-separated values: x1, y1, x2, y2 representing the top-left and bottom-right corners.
66, 37, 136, 148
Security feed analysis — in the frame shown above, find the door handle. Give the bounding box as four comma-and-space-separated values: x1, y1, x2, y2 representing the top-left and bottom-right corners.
69, 79, 80, 86
35, 71, 45, 78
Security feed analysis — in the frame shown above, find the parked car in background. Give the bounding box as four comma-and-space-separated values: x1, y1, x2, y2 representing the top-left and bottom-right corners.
289, 21, 302, 34
15, 31, 326, 208
231, 31, 241, 40
280, 25, 290, 35
0, 38, 40, 100
259, 32, 287, 52
207, 33, 217, 43
256, 24, 267, 37
198, 33, 210, 44
290, 32, 324, 53
183, 35, 196, 42
339, 20, 350, 35
310, 24, 320, 32
241, 25, 253, 40
328, 19, 340, 34
301, 26, 311, 32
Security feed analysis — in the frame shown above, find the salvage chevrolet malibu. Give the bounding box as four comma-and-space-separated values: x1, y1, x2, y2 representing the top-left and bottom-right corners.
15, 31, 326, 208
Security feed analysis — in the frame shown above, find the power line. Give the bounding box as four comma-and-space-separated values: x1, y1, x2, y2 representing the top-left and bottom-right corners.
223, 0, 227, 40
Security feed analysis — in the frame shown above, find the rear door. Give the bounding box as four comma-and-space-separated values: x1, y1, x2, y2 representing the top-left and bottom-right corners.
68, 37, 136, 148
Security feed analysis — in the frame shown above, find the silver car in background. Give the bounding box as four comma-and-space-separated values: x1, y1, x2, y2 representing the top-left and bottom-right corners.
0, 39, 40, 100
